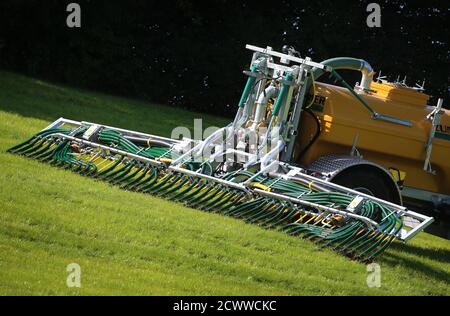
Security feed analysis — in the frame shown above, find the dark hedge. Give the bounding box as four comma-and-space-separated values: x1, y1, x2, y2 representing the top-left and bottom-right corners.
0, 0, 448, 116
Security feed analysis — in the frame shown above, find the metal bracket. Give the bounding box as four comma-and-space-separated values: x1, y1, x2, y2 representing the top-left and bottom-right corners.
246, 44, 327, 70
424, 98, 444, 174
371, 113, 413, 127
350, 132, 362, 157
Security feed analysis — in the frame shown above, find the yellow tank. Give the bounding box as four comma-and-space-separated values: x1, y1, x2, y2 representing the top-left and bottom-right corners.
296, 80, 450, 196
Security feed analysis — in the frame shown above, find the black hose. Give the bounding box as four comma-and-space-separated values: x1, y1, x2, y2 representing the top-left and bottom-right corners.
298, 108, 321, 158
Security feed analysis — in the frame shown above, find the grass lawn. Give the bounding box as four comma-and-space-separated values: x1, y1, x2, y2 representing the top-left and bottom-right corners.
0, 70, 449, 296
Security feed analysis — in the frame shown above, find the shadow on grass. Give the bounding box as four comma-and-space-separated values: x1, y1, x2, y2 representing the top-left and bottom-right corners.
380, 242, 450, 283
388, 240, 450, 264
381, 252, 450, 285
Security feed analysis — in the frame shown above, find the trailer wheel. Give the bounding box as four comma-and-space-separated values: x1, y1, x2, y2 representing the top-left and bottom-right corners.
331, 166, 401, 205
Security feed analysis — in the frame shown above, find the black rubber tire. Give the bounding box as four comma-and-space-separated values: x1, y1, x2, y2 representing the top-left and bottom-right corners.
331, 168, 398, 204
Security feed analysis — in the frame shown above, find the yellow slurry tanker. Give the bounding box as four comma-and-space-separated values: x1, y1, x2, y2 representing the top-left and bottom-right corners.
8, 45, 448, 261
298, 80, 450, 197
294, 51, 449, 237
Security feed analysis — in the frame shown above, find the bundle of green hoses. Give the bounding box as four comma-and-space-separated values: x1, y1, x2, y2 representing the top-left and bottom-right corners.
8, 126, 403, 261
98, 129, 178, 160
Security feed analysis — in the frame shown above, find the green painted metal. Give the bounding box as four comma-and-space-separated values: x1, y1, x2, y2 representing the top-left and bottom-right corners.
238, 64, 258, 108
272, 72, 293, 116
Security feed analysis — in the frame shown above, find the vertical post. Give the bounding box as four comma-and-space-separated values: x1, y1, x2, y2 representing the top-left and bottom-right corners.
424, 98, 444, 173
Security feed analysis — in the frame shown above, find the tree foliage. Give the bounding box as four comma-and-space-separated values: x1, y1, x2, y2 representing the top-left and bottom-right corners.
0, 0, 448, 116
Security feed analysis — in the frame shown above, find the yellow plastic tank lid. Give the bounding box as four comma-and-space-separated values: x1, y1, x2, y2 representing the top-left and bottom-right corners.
369, 81, 429, 107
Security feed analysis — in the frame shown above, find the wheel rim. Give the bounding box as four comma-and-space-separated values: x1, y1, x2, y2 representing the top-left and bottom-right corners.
353, 186, 375, 196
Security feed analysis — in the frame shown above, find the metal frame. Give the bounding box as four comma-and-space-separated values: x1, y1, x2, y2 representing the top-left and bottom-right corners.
402, 186, 450, 206
278, 164, 434, 241
52, 133, 164, 167
41, 118, 382, 229
247, 44, 413, 128
246, 44, 327, 70
39, 117, 435, 241
45, 117, 186, 146
37, 45, 436, 243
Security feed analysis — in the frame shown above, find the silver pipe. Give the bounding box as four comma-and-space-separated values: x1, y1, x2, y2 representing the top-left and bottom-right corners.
252, 85, 278, 130
311, 57, 375, 91
196, 126, 230, 157
359, 60, 374, 90
258, 116, 275, 152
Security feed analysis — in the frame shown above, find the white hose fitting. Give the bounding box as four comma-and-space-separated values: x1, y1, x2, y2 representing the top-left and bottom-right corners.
251, 85, 279, 130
